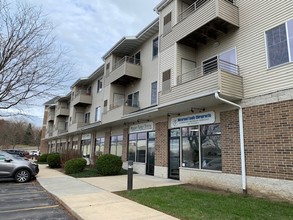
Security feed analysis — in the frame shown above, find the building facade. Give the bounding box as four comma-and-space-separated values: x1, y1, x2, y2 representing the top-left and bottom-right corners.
42, 0, 293, 202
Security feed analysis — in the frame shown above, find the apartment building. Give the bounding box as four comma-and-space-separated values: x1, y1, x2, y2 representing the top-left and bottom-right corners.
41, 0, 293, 201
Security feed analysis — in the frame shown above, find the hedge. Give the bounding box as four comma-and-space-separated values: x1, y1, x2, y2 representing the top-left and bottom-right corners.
96, 154, 122, 176
64, 158, 87, 174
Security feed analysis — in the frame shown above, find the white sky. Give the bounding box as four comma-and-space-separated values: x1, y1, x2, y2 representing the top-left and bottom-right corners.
5, 0, 162, 126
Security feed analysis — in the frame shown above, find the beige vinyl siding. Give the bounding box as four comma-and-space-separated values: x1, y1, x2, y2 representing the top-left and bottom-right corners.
159, 45, 175, 91
176, 43, 197, 78
236, 1, 293, 98
160, 0, 239, 51
219, 71, 243, 100
159, 1, 175, 37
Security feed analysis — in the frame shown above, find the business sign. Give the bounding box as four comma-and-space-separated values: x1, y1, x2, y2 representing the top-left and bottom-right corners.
129, 122, 154, 133
82, 133, 91, 140
170, 111, 215, 128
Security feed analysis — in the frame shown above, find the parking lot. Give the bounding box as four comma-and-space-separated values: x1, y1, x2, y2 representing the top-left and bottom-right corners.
0, 180, 75, 220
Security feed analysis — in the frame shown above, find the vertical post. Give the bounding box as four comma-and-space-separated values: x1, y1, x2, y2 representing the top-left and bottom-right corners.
127, 160, 133, 191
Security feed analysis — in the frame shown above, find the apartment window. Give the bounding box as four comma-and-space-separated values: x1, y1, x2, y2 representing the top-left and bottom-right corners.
84, 112, 90, 123
151, 81, 157, 105
95, 107, 101, 122
97, 79, 102, 93
127, 91, 139, 107
266, 20, 293, 68
110, 135, 123, 157
163, 12, 172, 35
104, 100, 108, 107
134, 51, 140, 65
162, 69, 171, 92
86, 86, 91, 95
95, 137, 105, 156
128, 132, 147, 163
152, 37, 159, 58
106, 63, 110, 75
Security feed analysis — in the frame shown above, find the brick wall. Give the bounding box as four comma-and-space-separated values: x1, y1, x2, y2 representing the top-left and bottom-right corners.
221, 100, 293, 180
221, 110, 241, 174
244, 100, 293, 180
104, 131, 111, 154
155, 121, 168, 167
122, 128, 128, 162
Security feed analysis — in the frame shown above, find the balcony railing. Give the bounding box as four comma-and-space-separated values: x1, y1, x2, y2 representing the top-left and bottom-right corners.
109, 98, 140, 111
112, 56, 140, 72
178, 0, 235, 22
177, 59, 239, 85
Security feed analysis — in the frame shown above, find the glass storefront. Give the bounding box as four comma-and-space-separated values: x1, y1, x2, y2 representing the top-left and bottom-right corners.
110, 135, 123, 157
169, 124, 221, 178
95, 137, 105, 156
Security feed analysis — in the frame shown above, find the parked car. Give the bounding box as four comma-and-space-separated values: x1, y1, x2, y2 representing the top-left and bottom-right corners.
30, 150, 40, 157
3, 149, 29, 158
0, 151, 39, 183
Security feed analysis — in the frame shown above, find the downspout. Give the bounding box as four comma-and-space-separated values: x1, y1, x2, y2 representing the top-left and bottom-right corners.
215, 92, 247, 194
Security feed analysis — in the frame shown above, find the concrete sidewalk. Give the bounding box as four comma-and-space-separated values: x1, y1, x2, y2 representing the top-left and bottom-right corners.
37, 165, 180, 220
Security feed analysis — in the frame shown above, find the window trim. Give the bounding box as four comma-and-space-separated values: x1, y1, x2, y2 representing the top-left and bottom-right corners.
152, 37, 159, 59
265, 19, 293, 69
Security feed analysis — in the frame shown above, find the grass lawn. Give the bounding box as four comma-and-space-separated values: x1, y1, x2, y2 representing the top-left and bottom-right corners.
116, 185, 293, 220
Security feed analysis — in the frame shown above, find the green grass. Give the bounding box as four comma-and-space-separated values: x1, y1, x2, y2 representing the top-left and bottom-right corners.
69, 167, 128, 178
116, 185, 293, 220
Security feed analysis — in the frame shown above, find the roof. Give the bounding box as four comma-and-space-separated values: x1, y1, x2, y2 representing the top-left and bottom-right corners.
154, 0, 173, 13
71, 64, 104, 88
102, 17, 159, 60
44, 97, 60, 106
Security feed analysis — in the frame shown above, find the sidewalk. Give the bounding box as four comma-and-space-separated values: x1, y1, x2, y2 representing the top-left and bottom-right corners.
37, 165, 181, 220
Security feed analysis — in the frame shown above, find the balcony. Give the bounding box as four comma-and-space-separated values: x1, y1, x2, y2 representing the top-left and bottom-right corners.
47, 113, 55, 122
102, 99, 140, 124
161, 0, 239, 50
105, 56, 142, 86
55, 106, 69, 117
159, 59, 243, 105
71, 90, 92, 106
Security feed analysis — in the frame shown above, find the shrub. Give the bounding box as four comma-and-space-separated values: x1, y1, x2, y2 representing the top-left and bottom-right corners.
60, 149, 81, 168
47, 153, 61, 168
38, 153, 49, 163
64, 158, 87, 174
96, 154, 122, 176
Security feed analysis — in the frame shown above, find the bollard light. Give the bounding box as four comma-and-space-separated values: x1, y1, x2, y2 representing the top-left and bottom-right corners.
127, 160, 133, 191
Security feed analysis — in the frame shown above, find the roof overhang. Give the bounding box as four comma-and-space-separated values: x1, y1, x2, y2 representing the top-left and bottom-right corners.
154, 0, 173, 13
70, 65, 104, 88
102, 18, 159, 60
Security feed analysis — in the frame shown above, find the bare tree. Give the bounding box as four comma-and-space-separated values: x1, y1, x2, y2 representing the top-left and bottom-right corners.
0, 0, 72, 116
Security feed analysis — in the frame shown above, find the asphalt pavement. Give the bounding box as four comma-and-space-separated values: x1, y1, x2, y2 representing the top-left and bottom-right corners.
0, 180, 75, 220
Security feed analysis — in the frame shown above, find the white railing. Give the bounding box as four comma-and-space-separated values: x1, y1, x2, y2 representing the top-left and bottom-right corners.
177, 59, 239, 85
112, 56, 141, 72
109, 98, 140, 111
178, 0, 235, 22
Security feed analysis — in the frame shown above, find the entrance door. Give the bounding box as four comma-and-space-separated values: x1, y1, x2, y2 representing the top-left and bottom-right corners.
169, 129, 180, 179
146, 139, 155, 175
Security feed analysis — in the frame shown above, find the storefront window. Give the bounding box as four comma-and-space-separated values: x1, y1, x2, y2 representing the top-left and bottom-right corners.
201, 124, 221, 171
95, 137, 105, 156
182, 127, 200, 168
127, 132, 148, 163
110, 135, 123, 157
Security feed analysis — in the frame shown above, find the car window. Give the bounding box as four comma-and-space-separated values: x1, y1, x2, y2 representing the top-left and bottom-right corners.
0, 154, 6, 161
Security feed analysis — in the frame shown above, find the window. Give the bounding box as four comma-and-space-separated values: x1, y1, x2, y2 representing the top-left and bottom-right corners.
151, 81, 157, 105
152, 37, 159, 58
106, 63, 110, 75
128, 132, 150, 163
104, 100, 108, 107
110, 135, 123, 156
86, 86, 91, 95
95, 137, 105, 156
266, 20, 293, 68
95, 107, 101, 122
127, 91, 139, 107
97, 79, 102, 93
134, 51, 140, 65
162, 69, 171, 92
84, 112, 90, 123
181, 124, 221, 171
163, 12, 172, 35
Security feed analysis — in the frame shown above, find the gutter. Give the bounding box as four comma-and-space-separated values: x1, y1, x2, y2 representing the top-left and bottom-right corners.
215, 92, 247, 194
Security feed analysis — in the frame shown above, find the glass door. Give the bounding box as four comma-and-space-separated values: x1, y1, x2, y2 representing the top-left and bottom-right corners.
169, 129, 180, 179
146, 139, 155, 175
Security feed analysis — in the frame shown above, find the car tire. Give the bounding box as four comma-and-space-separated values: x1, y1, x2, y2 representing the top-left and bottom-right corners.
15, 169, 31, 183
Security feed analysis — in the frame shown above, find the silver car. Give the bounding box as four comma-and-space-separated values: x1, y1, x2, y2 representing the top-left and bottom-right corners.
0, 150, 39, 183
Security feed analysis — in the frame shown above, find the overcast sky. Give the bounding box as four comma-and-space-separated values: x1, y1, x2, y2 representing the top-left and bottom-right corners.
7, 0, 161, 126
